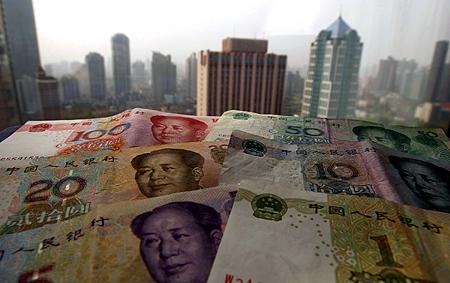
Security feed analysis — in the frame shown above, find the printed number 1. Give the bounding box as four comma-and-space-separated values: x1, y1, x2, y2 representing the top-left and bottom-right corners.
370, 235, 403, 268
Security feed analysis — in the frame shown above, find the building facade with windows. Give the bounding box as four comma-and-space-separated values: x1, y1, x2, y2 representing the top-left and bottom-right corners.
111, 33, 131, 95
0, 1, 20, 129
3, 0, 42, 120
151, 52, 176, 103
85, 52, 107, 101
37, 67, 62, 120
197, 37, 287, 116
301, 17, 362, 118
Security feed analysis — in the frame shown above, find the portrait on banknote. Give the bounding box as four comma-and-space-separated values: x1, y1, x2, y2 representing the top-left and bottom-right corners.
150, 115, 208, 144
131, 201, 223, 283
352, 125, 411, 153
131, 149, 205, 198
389, 156, 450, 213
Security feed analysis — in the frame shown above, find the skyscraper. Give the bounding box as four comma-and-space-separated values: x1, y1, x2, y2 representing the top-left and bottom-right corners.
424, 41, 449, 102
132, 60, 147, 88
285, 71, 304, 98
186, 53, 197, 99
197, 38, 287, 116
85, 52, 107, 101
301, 16, 363, 118
37, 67, 62, 120
3, 0, 42, 120
376, 56, 398, 93
60, 75, 80, 102
0, 1, 20, 129
151, 52, 177, 102
440, 64, 450, 103
111, 33, 131, 95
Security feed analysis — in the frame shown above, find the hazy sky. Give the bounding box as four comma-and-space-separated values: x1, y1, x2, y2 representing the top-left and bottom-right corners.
33, 0, 450, 69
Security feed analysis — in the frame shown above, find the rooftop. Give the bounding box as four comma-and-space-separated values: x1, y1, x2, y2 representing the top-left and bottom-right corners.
326, 16, 352, 38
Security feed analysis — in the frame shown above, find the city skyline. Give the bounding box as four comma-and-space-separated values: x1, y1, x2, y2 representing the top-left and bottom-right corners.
33, 0, 450, 69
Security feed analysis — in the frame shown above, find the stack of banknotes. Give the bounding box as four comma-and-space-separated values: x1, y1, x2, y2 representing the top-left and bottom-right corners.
0, 108, 448, 282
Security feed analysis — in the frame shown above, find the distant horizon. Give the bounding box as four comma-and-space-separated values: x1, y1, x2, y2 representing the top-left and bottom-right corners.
34, 0, 450, 73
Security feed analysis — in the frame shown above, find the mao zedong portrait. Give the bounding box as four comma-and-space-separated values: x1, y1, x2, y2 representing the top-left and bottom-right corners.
131, 149, 205, 198
131, 202, 223, 283
389, 156, 450, 213
352, 125, 411, 153
151, 115, 208, 144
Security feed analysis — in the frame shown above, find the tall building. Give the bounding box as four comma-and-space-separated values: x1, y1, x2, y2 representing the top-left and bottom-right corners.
399, 69, 427, 100
285, 71, 304, 98
424, 41, 449, 103
282, 70, 304, 115
132, 60, 147, 88
37, 67, 62, 120
186, 53, 197, 99
376, 56, 398, 93
301, 17, 362, 118
151, 52, 176, 102
85, 52, 107, 101
440, 64, 450, 103
60, 75, 80, 102
0, 1, 20, 129
395, 59, 417, 93
3, 0, 42, 120
111, 33, 131, 95
197, 37, 287, 116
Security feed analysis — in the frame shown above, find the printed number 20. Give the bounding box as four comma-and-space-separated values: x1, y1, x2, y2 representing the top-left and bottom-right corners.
24, 176, 86, 203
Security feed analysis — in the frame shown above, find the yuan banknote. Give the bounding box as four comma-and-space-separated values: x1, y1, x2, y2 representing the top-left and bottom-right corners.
0, 140, 228, 234
207, 180, 450, 283
0, 108, 219, 163
220, 130, 450, 213
0, 185, 237, 283
206, 110, 450, 161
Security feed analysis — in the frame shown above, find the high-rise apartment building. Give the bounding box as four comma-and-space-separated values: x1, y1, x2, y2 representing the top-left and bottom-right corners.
151, 52, 176, 102
3, 0, 42, 120
0, 1, 20, 129
37, 67, 62, 120
60, 75, 80, 102
111, 33, 131, 95
197, 37, 287, 116
132, 60, 147, 88
424, 40, 449, 102
440, 64, 450, 103
85, 52, 107, 101
395, 59, 417, 93
285, 71, 304, 98
301, 17, 362, 118
376, 56, 398, 93
186, 53, 197, 99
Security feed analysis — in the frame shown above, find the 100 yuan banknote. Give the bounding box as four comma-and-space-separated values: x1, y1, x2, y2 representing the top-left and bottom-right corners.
220, 130, 450, 213
206, 110, 450, 161
0, 185, 237, 283
208, 180, 450, 283
0, 108, 219, 163
0, 140, 227, 234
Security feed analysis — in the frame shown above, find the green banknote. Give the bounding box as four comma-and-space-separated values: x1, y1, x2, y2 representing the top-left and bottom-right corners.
0, 141, 228, 234
220, 131, 450, 213
207, 180, 450, 283
206, 110, 450, 161
0, 186, 236, 283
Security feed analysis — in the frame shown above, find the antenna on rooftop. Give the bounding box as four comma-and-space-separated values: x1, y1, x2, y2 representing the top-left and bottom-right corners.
339, 5, 343, 18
